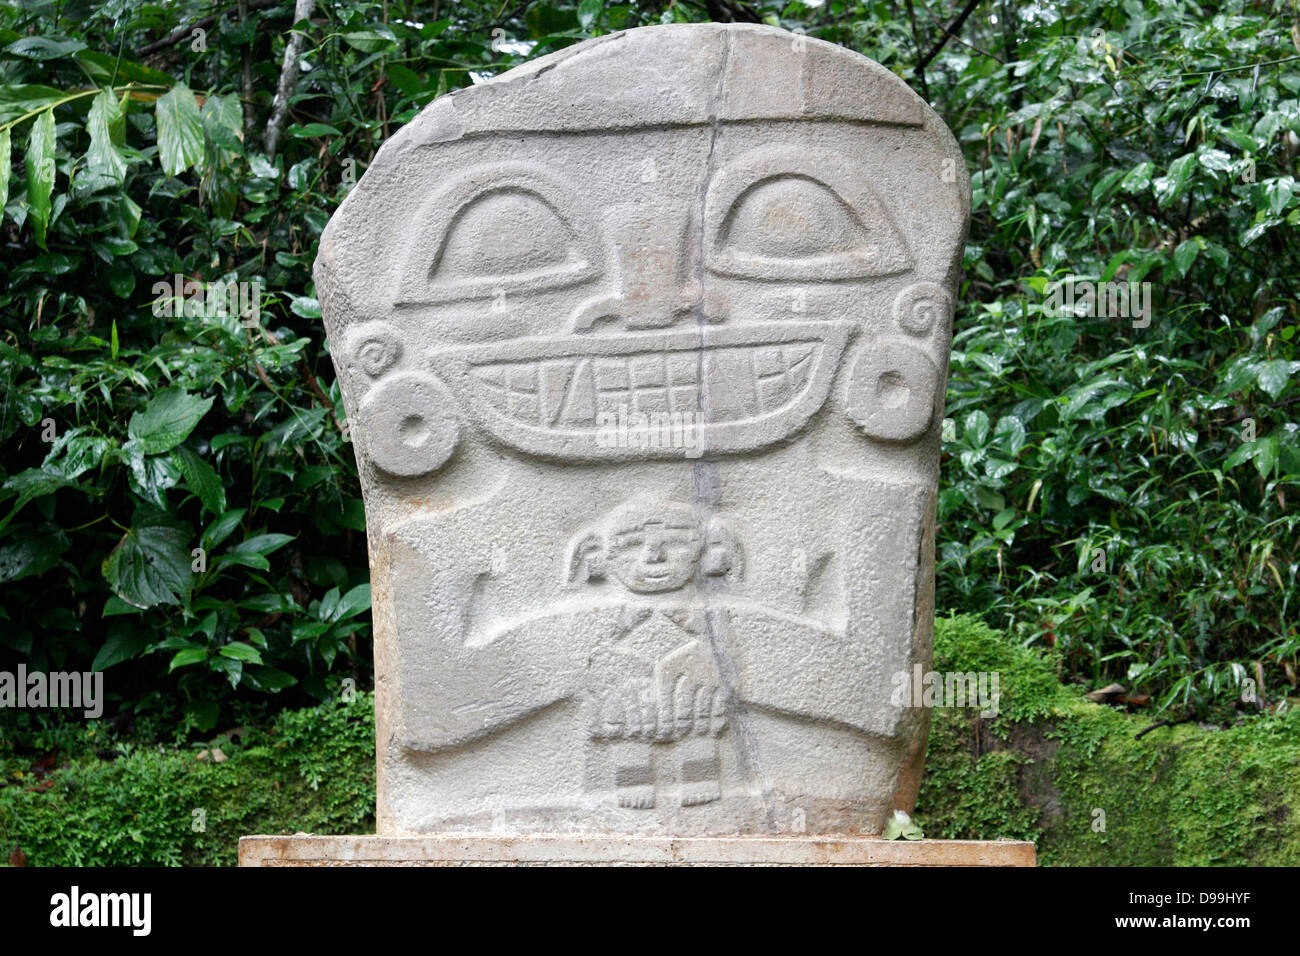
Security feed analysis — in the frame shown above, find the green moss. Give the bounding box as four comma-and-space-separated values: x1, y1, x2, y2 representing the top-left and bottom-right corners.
917, 614, 1300, 865
0, 694, 376, 866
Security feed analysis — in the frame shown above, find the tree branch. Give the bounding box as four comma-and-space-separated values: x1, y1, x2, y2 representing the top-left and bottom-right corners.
702, 0, 762, 24
238, 0, 257, 143
904, 0, 930, 100
264, 0, 316, 160
136, 0, 280, 58
915, 0, 984, 77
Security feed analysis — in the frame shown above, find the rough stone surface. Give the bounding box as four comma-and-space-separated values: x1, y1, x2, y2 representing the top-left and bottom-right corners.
314, 22, 970, 837
240, 835, 1033, 867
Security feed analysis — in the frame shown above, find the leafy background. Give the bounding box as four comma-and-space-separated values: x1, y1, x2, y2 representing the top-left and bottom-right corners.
0, 0, 1296, 746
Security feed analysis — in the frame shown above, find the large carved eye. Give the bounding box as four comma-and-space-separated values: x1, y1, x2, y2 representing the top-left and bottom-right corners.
396, 163, 602, 305
720, 175, 871, 261
436, 189, 577, 282
705, 146, 913, 281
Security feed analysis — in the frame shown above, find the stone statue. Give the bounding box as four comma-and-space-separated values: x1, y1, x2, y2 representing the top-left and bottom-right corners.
314, 21, 970, 837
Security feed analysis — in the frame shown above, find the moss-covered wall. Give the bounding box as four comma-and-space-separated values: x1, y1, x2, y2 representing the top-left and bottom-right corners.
917, 614, 1300, 866
1, 694, 375, 866
3, 614, 1297, 865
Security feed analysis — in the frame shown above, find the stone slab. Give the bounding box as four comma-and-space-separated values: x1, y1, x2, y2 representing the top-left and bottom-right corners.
314, 21, 972, 838
239, 835, 1035, 867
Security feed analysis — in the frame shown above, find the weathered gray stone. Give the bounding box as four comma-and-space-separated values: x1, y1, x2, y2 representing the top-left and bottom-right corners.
314, 22, 970, 837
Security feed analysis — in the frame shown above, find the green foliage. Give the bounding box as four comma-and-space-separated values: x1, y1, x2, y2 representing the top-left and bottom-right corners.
0, 0, 406, 729
0, 693, 376, 866
919, 615, 1300, 865
0, 0, 1296, 737
881, 808, 925, 840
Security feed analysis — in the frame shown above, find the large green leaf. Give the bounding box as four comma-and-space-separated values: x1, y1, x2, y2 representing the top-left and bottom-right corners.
0, 84, 63, 125
1256, 360, 1290, 399
0, 127, 10, 215
214, 532, 295, 572
242, 666, 298, 692
200, 93, 244, 155
334, 583, 371, 621
288, 123, 340, 139
169, 646, 209, 671
77, 89, 127, 196
91, 623, 152, 671
231, 533, 295, 556
577, 0, 602, 30
155, 83, 204, 177
5, 36, 87, 60
202, 508, 246, 551
1253, 435, 1279, 479
1264, 177, 1295, 217
102, 505, 193, 609
963, 410, 991, 447
122, 439, 183, 506
41, 426, 115, 481
1119, 161, 1153, 193
173, 445, 226, 517
1061, 377, 1134, 422
341, 25, 397, 53
0, 469, 74, 532
23, 107, 55, 248
219, 642, 263, 663
314, 583, 372, 622
1172, 238, 1200, 277
127, 388, 214, 455
1155, 153, 1195, 209
74, 50, 174, 86
0, 532, 68, 583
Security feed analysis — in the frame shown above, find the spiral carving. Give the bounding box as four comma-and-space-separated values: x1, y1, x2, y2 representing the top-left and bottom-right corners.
349, 322, 403, 378
892, 281, 951, 337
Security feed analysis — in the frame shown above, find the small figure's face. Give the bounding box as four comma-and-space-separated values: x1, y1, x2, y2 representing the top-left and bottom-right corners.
608, 517, 702, 593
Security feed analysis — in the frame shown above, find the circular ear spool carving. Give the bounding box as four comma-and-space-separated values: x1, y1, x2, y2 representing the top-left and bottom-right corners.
845, 339, 939, 444
892, 281, 952, 337
360, 372, 460, 477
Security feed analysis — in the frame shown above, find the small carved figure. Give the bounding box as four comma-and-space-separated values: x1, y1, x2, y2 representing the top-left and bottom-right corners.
568, 501, 739, 807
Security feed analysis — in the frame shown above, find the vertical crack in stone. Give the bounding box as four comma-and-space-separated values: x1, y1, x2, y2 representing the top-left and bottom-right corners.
690, 29, 779, 832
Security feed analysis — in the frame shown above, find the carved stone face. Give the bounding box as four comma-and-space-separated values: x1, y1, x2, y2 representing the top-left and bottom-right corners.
607, 508, 702, 594
316, 23, 970, 838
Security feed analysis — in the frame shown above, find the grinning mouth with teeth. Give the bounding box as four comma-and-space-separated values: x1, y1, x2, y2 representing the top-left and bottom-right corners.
428, 321, 852, 460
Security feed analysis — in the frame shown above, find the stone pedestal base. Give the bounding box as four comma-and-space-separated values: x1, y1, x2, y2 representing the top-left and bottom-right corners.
238, 834, 1035, 867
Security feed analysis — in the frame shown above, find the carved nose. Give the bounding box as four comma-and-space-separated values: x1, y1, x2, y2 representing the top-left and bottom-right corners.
571, 286, 727, 332
570, 207, 727, 331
